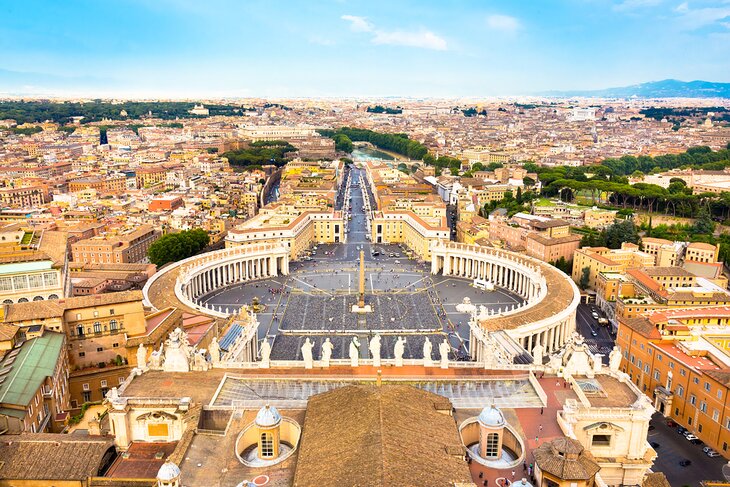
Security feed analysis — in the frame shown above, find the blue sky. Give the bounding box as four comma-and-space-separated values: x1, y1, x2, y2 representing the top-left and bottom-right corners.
0, 0, 729, 97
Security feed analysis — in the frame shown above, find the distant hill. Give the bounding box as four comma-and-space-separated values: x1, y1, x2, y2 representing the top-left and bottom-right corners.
542, 79, 730, 99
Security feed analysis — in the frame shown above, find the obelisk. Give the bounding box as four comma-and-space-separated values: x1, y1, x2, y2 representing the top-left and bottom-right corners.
358, 249, 365, 308
352, 249, 372, 313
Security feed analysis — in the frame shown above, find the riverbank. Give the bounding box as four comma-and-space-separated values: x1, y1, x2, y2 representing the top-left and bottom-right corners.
351, 142, 407, 161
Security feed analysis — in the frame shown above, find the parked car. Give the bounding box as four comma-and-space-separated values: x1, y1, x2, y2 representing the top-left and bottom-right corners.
679, 459, 692, 467
591, 330, 598, 337
677, 426, 687, 435
650, 441, 660, 449
591, 312, 599, 320
706, 449, 721, 457
685, 434, 699, 441
690, 439, 703, 446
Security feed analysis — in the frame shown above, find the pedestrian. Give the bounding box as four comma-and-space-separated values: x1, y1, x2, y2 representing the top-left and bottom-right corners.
535, 435, 538, 442
479, 472, 483, 479
523, 461, 527, 472
511, 470, 515, 479
539, 424, 543, 432
540, 407, 544, 415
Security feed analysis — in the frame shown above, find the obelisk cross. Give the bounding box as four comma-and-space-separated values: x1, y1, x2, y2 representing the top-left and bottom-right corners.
358, 249, 366, 308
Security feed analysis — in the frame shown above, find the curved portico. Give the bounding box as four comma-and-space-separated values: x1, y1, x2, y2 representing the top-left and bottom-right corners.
431, 242, 580, 361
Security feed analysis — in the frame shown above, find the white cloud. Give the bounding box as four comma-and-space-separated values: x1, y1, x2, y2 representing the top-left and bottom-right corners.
371, 30, 448, 51
486, 14, 521, 33
341, 15, 373, 33
342, 14, 448, 50
613, 0, 663, 11
674, 2, 730, 29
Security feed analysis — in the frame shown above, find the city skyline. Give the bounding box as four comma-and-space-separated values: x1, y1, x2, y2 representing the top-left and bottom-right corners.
1, 0, 729, 98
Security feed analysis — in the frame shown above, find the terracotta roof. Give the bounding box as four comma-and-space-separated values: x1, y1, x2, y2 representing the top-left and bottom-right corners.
3, 290, 143, 323
533, 437, 600, 481
704, 370, 730, 389
0, 323, 18, 342
0, 434, 114, 481
620, 317, 661, 339
643, 472, 671, 487
293, 385, 472, 487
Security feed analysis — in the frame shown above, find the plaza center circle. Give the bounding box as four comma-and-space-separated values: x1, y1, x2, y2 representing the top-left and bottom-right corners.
197, 242, 525, 361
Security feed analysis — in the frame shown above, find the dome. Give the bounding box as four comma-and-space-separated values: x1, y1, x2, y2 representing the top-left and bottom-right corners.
477, 405, 505, 428
255, 404, 282, 428
156, 460, 181, 481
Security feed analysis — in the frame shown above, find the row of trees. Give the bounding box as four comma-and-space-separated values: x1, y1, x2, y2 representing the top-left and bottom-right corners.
366, 105, 402, 114
319, 127, 429, 160
221, 140, 297, 168
147, 229, 210, 267
0, 100, 248, 124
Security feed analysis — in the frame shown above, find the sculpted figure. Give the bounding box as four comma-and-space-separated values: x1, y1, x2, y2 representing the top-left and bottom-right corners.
136, 344, 147, 370
369, 334, 382, 367
320, 338, 334, 367
301, 337, 314, 369
609, 346, 622, 371
423, 337, 433, 367
439, 339, 450, 369
394, 337, 406, 367
209, 337, 220, 366
349, 336, 361, 367
260, 339, 271, 368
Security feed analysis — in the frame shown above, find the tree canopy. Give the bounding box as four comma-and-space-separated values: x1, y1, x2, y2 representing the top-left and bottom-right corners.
147, 229, 210, 267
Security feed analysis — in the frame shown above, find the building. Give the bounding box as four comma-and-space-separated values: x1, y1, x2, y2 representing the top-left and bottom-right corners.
149, 195, 184, 212
371, 211, 450, 260
0, 185, 48, 208
0, 251, 65, 304
2, 291, 148, 409
0, 330, 69, 433
572, 244, 655, 292
617, 306, 730, 459
71, 225, 160, 264
488, 213, 581, 264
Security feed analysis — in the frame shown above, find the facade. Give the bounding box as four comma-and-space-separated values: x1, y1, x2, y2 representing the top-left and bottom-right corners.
572, 244, 655, 292
371, 210, 449, 260
0, 330, 69, 434
0, 185, 48, 207
0, 252, 64, 304
71, 225, 160, 264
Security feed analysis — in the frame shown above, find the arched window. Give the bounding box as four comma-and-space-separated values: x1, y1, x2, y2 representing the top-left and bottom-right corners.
485, 432, 499, 457
93, 322, 102, 334
48, 294, 59, 300
33, 296, 44, 301
2, 299, 13, 304
110, 320, 118, 331
260, 432, 274, 458
18, 298, 29, 303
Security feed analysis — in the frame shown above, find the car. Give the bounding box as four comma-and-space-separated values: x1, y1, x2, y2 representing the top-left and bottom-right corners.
677, 426, 687, 435
394, 260, 401, 264
650, 441, 660, 449
685, 434, 699, 441
591, 330, 598, 337
679, 459, 692, 467
666, 420, 677, 427
706, 449, 721, 457
690, 439, 703, 446
591, 312, 599, 320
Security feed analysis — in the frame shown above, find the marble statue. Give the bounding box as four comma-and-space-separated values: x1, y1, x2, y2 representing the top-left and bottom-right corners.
369, 334, 382, 367
192, 348, 208, 371
260, 339, 271, 368
320, 338, 334, 367
394, 336, 406, 367
609, 346, 622, 371
106, 387, 120, 402
423, 337, 433, 367
349, 336, 361, 367
163, 327, 191, 373
532, 340, 544, 365
209, 337, 220, 366
301, 338, 314, 369
136, 344, 147, 371
439, 339, 450, 369
149, 343, 164, 369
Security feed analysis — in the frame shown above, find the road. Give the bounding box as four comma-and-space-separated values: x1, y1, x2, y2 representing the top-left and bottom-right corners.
575, 303, 615, 364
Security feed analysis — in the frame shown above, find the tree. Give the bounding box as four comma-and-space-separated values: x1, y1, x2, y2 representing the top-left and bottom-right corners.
523, 176, 536, 187
552, 257, 572, 274
604, 220, 640, 249
147, 229, 210, 267
693, 209, 715, 235
579, 267, 591, 290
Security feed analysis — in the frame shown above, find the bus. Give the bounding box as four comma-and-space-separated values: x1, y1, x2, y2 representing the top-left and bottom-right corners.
473, 278, 495, 291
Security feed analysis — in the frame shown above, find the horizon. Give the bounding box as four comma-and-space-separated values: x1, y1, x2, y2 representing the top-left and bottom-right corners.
1, 0, 730, 98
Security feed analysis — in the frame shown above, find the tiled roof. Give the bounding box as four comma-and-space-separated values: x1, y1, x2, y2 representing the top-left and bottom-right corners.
3, 290, 143, 323
533, 437, 600, 481
0, 332, 64, 407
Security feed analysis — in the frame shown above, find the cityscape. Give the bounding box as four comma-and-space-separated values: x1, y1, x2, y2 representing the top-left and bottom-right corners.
1, 2, 730, 487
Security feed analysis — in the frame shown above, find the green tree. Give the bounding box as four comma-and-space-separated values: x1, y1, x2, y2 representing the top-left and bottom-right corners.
693, 209, 715, 235
579, 267, 591, 290
604, 220, 640, 249
147, 229, 210, 267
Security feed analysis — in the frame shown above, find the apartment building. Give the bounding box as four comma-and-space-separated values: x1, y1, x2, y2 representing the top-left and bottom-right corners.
0, 251, 64, 304
617, 307, 730, 459
0, 185, 48, 208
572, 243, 655, 291
0, 329, 69, 433
2, 290, 147, 408
488, 213, 581, 264
71, 225, 159, 264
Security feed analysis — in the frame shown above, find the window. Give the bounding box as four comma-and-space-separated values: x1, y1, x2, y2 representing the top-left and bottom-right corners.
77, 325, 85, 337
93, 311, 99, 318
113, 343, 119, 348
110, 320, 118, 331
83, 383, 90, 391
680, 369, 686, 376
693, 377, 700, 384
654, 370, 660, 381
701, 401, 708, 413
100, 380, 108, 388
705, 382, 711, 392
109, 309, 115, 315
592, 434, 611, 447
93, 322, 101, 334
644, 364, 650, 373
657, 354, 662, 361
118, 377, 125, 384
690, 394, 697, 406
79, 352, 85, 358
699, 424, 704, 433
725, 418, 730, 429
669, 362, 675, 369
714, 410, 720, 422
96, 347, 103, 352
82, 391, 91, 403
677, 385, 684, 397
260, 432, 274, 458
